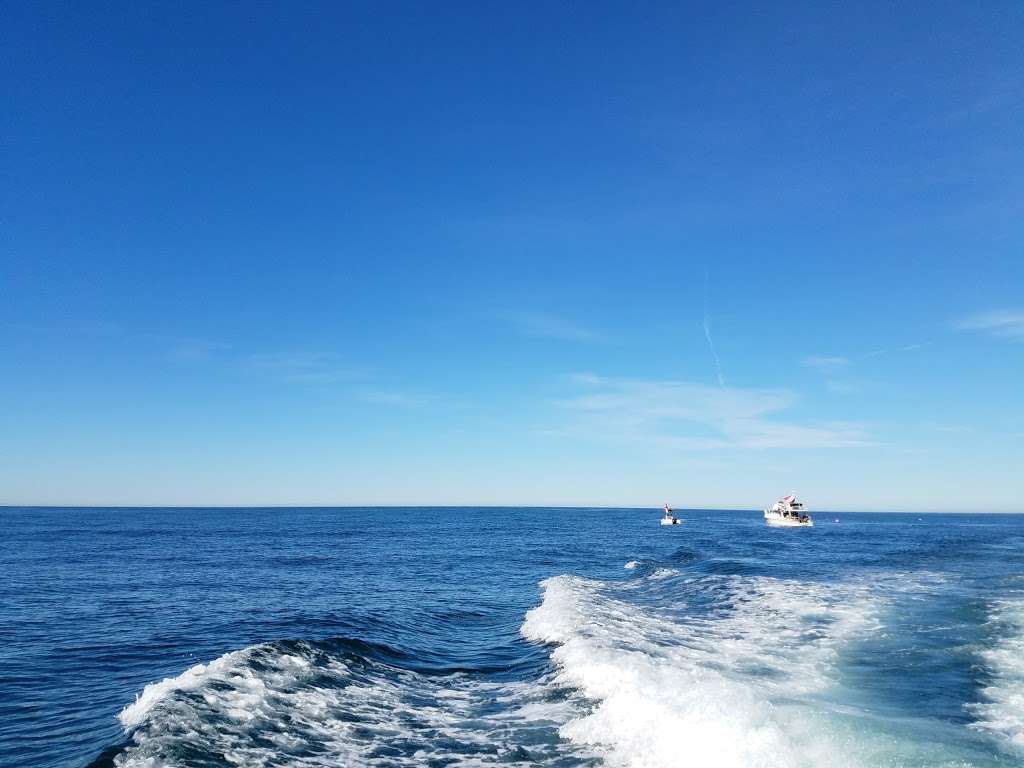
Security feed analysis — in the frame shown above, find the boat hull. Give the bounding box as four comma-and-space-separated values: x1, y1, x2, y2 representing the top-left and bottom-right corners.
764, 514, 812, 528
660, 517, 680, 526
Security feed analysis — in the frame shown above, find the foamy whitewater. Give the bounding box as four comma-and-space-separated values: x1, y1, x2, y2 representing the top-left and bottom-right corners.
2, 507, 1023, 768
521, 573, 881, 767
113, 639, 580, 767
970, 599, 1024, 749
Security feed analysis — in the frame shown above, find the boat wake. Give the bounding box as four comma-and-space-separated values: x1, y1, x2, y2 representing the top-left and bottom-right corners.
521, 572, 882, 768
969, 598, 1024, 751
109, 637, 587, 768
105, 567, 1021, 767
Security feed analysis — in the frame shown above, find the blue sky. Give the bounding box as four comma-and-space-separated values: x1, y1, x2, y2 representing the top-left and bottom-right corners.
2, 2, 1022, 510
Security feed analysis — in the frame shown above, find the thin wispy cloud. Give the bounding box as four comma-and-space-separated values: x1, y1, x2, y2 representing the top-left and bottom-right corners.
244, 352, 369, 384
2, 322, 69, 335
355, 390, 433, 408
504, 311, 600, 342
159, 337, 230, 362
801, 343, 926, 395
956, 310, 1024, 340
6, 323, 232, 363
356, 389, 479, 411
703, 269, 724, 387
801, 355, 856, 395
244, 354, 441, 406
826, 380, 862, 395
860, 342, 928, 359
556, 373, 870, 450
801, 356, 851, 373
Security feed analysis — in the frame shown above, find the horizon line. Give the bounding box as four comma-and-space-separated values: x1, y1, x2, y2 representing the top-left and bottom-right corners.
1, 504, 1021, 515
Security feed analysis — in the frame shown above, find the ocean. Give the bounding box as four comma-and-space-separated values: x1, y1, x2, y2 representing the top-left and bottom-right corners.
1, 507, 1022, 768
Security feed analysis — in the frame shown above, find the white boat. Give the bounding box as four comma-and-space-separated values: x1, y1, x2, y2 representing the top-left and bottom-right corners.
764, 494, 813, 527
660, 503, 681, 526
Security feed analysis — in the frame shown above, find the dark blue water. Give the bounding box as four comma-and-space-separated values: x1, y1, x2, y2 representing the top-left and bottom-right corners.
2, 508, 1022, 768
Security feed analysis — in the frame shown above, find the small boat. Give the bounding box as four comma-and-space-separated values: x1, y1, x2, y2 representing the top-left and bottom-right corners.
660, 503, 681, 526
764, 494, 813, 527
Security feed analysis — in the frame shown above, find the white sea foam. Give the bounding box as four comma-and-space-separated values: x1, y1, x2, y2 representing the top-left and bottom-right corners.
624, 561, 639, 570
969, 598, 1024, 750
118, 647, 260, 728
647, 567, 679, 581
114, 641, 585, 767
521, 573, 883, 768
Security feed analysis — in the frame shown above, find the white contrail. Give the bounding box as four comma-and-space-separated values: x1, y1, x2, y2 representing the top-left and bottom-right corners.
859, 342, 928, 360
703, 269, 725, 387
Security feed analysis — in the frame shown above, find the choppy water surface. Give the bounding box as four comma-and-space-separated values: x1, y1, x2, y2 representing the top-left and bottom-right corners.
2, 507, 1023, 768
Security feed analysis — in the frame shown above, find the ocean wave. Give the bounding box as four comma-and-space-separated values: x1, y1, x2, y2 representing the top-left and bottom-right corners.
521, 572, 883, 768
969, 598, 1024, 751
112, 637, 588, 767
